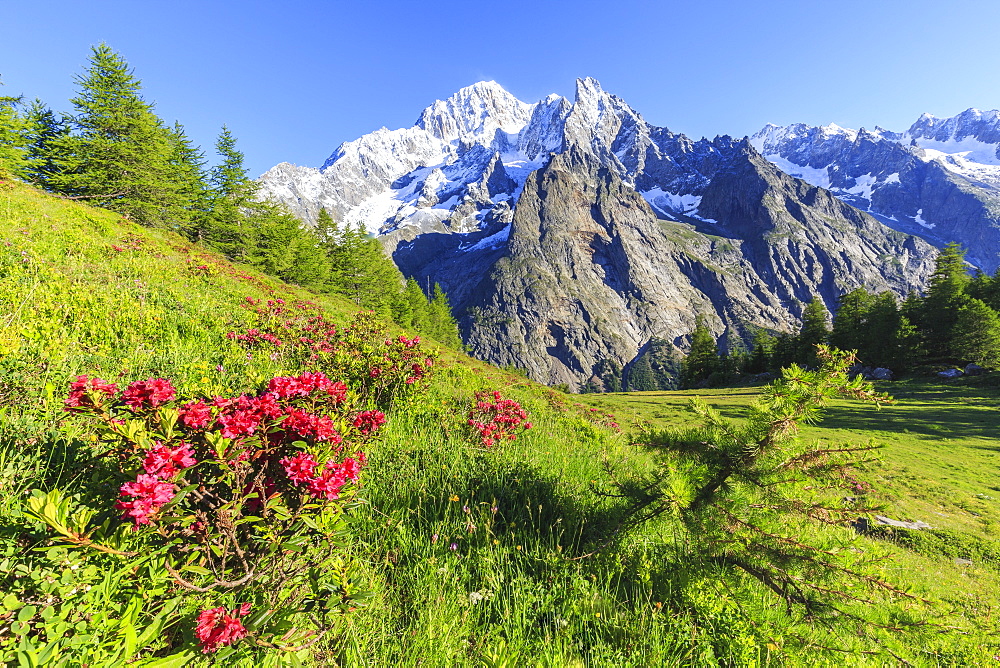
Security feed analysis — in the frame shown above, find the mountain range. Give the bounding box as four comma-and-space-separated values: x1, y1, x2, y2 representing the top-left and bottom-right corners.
258, 79, 1000, 388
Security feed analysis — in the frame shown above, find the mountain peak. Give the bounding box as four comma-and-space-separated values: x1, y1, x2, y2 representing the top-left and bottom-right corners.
415, 81, 532, 143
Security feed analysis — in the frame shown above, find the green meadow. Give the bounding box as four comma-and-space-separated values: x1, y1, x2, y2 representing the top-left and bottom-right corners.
1, 180, 999, 666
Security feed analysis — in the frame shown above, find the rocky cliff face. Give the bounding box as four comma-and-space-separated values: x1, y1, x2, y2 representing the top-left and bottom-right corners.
259, 78, 944, 388
394, 143, 935, 388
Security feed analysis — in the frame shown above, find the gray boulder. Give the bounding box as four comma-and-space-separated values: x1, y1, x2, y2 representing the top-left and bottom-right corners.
869, 367, 894, 381
874, 515, 932, 530
937, 368, 964, 379
964, 363, 986, 376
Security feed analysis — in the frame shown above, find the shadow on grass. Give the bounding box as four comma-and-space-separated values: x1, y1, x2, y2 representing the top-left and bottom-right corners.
818, 403, 1000, 440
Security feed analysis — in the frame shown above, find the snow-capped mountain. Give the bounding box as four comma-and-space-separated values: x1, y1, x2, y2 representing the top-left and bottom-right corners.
751, 109, 1000, 271
259, 78, 747, 241
260, 81, 569, 238
259, 79, 942, 389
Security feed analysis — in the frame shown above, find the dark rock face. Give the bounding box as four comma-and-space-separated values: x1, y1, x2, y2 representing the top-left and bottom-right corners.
396, 144, 936, 389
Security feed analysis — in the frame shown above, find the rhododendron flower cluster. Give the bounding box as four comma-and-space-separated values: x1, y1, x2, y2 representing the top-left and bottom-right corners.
225, 307, 438, 404
116, 473, 177, 525
143, 442, 197, 478
580, 406, 622, 433
56, 304, 422, 656
65, 369, 383, 529
195, 603, 251, 653
121, 378, 177, 410
281, 452, 366, 500
467, 390, 531, 448
226, 328, 283, 347
353, 410, 386, 435
64, 375, 118, 411
268, 372, 346, 402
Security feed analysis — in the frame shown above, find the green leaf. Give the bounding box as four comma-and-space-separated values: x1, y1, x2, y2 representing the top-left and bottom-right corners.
136, 650, 198, 668
17, 606, 36, 623
2, 592, 21, 612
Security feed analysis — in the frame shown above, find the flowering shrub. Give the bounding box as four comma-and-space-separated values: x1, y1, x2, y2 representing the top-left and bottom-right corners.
42, 369, 390, 656
227, 305, 438, 408
467, 390, 531, 447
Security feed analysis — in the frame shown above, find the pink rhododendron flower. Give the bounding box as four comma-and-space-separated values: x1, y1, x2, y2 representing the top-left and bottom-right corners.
142, 442, 197, 478
217, 409, 261, 439
352, 410, 386, 435
121, 378, 176, 411
64, 375, 118, 411
307, 461, 348, 500
195, 603, 251, 653
116, 474, 176, 525
341, 456, 363, 482
280, 451, 318, 484
179, 400, 213, 429
282, 408, 341, 443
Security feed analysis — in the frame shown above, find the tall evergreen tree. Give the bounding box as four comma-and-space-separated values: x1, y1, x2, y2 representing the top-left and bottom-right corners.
921, 242, 970, 357
627, 353, 657, 392
680, 321, 719, 388
49, 44, 179, 226
202, 125, 257, 253
326, 222, 405, 317
796, 298, 830, 367
164, 122, 212, 231
747, 328, 776, 374
594, 358, 623, 393
426, 283, 462, 347
952, 297, 1000, 368
0, 82, 29, 179
830, 288, 874, 356
401, 277, 430, 331
21, 100, 71, 189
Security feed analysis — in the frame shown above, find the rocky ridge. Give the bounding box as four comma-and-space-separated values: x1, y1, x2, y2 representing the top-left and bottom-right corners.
751, 109, 1000, 271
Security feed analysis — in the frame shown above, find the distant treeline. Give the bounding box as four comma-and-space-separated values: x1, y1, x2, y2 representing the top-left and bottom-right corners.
583, 242, 1000, 392
0, 44, 461, 348
676, 242, 1000, 389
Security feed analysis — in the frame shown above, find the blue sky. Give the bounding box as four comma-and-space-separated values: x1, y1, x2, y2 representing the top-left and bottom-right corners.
4, 0, 999, 176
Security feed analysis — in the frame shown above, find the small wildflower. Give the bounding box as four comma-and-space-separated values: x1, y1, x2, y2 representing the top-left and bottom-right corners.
449, 494, 459, 502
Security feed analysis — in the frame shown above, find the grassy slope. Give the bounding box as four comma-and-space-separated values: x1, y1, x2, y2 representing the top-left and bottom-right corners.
1, 181, 998, 666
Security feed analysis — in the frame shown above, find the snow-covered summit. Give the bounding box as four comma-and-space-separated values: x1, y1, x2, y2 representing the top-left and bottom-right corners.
415, 81, 534, 145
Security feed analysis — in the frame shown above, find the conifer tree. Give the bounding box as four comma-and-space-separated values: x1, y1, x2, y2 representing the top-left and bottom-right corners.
606, 347, 924, 655
49, 44, 178, 226
627, 353, 657, 391
680, 321, 719, 388
747, 328, 776, 374
830, 288, 873, 357
427, 283, 462, 347
164, 122, 212, 232
594, 358, 623, 392
202, 125, 257, 253
402, 277, 429, 330
0, 82, 29, 179
921, 242, 969, 357
21, 100, 71, 189
796, 298, 830, 367
327, 223, 404, 317
952, 297, 1000, 368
